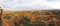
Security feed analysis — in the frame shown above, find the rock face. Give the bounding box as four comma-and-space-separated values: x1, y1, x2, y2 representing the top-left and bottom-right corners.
1, 10, 60, 26
0, 9, 3, 26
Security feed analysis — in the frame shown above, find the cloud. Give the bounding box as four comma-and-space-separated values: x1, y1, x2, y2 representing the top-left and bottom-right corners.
47, 0, 60, 2
0, 0, 60, 11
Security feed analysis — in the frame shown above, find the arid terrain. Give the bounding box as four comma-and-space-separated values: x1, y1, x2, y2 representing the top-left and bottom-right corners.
2, 10, 60, 26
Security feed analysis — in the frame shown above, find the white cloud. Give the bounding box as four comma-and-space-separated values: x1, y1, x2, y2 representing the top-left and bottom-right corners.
0, 0, 60, 11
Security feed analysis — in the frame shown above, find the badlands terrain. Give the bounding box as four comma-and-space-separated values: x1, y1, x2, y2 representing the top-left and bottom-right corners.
2, 10, 60, 26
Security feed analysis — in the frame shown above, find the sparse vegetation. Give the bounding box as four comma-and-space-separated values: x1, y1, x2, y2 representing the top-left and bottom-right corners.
2, 10, 60, 26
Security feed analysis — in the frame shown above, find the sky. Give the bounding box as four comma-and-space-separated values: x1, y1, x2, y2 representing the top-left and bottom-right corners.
0, 0, 60, 11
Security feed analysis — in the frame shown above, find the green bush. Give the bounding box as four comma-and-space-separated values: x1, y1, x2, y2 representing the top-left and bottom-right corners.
4, 14, 12, 19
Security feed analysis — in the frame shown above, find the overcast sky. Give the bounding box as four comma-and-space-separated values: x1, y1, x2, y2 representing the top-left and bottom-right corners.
0, 0, 60, 11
